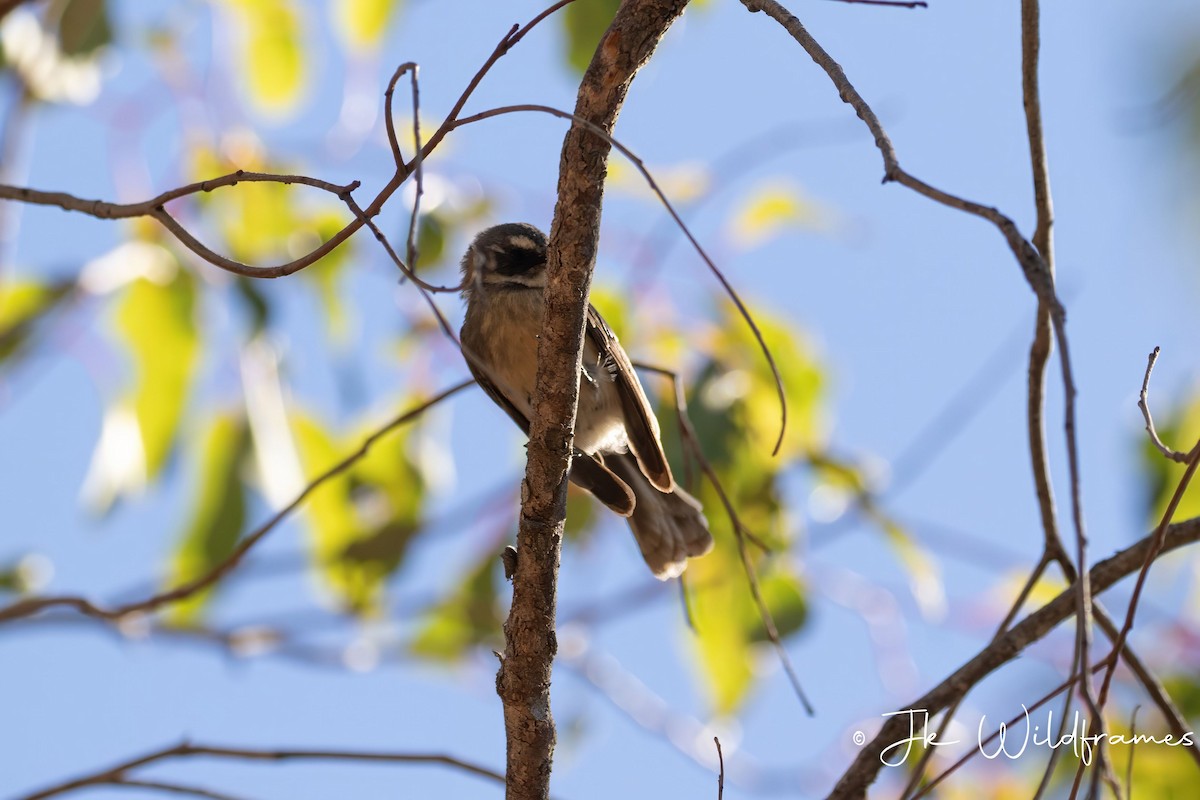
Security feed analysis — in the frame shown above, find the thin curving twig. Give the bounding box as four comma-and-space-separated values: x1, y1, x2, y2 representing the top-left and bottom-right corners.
13, 742, 504, 800
1138, 347, 1193, 464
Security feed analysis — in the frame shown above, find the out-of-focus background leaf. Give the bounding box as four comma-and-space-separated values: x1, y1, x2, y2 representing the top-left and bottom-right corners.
167, 412, 251, 625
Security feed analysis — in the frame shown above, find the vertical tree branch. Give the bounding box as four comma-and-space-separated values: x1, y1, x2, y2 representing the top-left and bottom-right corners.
495, 2, 690, 799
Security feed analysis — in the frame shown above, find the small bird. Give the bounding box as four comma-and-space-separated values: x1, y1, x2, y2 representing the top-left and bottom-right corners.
459, 222, 713, 578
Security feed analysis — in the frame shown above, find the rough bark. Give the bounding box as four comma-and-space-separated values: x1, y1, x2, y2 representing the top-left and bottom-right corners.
495, 2, 692, 800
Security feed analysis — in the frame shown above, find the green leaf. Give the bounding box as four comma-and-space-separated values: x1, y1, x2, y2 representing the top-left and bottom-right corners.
410, 556, 501, 660
710, 300, 825, 461
298, 209, 355, 341
729, 181, 828, 248
562, 0, 620, 75
686, 535, 808, 714
166, 413, 250, 624
113, 269, 200, 480
291, 409, 426, 614
654, 301, 823, 712
1140, 392, 1200, 527
0, 278, 73, 365
415, 212, 447, 270
334, 0, 402, 50
876, 514, 945, 620
55, 0, 112, 56
564, 484, 600, 542
745, 568, 808, 642
225, 0, 306, 114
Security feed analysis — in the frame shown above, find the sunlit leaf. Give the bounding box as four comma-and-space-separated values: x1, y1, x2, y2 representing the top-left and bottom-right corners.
1161, 673, 1200, 721
54, 0, 112, 56
113, 267, 200, 480
654, 301, 824, 712
291, 408, 426, 614
588, 285, 631, 343
729, 181, 829, 248
411, 555, 502, 660
167, 413, 250, 624
607, 159, 711, 204
224, 0, 306, 115
745, 568, 807, 642
709, 300, 825, 461
562, 0, 619, 75
415, 211, 447, 270
1140, 391, 1200, 527
334, 0, 401, 50
877, 514, 945, 621
0, 278, 73, 365
0, 554, 52, 595
297, 208, 356, 341
1103, 729, 1200, 799
686, 532, 807, 714
564, 484, 600, 542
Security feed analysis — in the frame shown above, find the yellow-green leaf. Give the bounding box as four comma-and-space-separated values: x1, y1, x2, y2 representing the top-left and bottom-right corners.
334, 0, 401, 50
710, 300, 825, 460
167, 413, 250, 624
562, 0, 620, 75
686, 532, 808, 714
113, 269, 200, 480
225, 0, 306, 115
877, 514, 945, 621
0, 278, 73, 364
1140, 391, 1200, 527
410, 556, 501, 660
729, 182, 828, 248
291, 409, 425, 614
297, 208, 356, 342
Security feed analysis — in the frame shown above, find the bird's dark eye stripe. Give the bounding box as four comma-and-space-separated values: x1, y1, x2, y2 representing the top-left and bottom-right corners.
495, 245, 546, 276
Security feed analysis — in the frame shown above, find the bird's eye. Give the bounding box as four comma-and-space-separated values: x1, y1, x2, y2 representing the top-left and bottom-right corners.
494, 245, 545, 276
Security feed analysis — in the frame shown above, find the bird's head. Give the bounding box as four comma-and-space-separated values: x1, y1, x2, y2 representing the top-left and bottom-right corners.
460, 222, 549, 298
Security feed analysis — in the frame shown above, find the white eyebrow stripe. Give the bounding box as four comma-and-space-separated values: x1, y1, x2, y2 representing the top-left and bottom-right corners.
506, 235, 540, 251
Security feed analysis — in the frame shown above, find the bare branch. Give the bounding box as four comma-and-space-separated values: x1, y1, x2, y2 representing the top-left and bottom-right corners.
14, 742, 504, 800
495, 3, 690, 798
0, 382, 472, 625
715, 737, 726, 800
826, 515, 1200, 799
384, 62, 418, 173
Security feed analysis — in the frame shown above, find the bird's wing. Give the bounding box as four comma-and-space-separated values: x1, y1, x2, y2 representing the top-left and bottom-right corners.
585, 305, 674, 493
466, 359, 635, 517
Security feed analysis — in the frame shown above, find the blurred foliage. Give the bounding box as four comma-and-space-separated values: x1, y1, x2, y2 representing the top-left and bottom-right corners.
167, 413, 252, 624
222, 0, 306, 115
658, 301, 824, 712
728, 180, 829, 248
1139, 390, 1200, 527
113, 266, 200, 482
50, 0, 112, 57
562, 0, 620, 76
334, 0, 403, 51
1161, 673, 1200, 721
0, 278, 73, 367
291, 409, 426, 615
411, 555, 503, 660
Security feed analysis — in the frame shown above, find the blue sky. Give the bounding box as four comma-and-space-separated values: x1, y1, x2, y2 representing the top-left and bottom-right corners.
3, 1, 1200, 798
